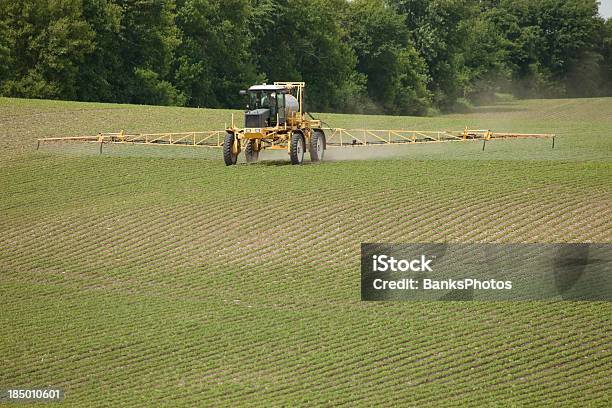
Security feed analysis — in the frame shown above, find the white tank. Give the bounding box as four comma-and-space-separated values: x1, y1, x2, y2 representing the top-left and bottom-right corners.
285, 94, 300, 118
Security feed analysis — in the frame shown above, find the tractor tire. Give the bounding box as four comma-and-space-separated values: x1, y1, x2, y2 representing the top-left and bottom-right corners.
310, 129, 325, 162
245, 139, 259, 163
289, 132, 305, 165
223, 132, 238, 166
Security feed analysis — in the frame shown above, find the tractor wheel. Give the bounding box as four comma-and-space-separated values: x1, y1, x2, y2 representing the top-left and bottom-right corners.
223, 132, 238, 166
289, 132, 305, 165
245, 139, 259, 163
310, 129, 325, 162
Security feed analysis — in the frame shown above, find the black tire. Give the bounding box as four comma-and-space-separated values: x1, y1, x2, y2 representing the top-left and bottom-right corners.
289, 132, 305, 165
310, 129, 325, 162
245, 139, 259, 163
223, 132, 238, 166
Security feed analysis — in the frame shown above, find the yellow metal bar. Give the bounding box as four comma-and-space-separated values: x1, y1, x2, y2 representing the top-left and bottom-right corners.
37, 128, 555, 152
364, 130, 389, 144
389, 130, 416, 143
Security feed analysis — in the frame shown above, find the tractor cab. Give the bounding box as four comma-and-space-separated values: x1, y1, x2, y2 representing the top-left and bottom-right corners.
242, 84, 300, 128
225, 81, 323, 166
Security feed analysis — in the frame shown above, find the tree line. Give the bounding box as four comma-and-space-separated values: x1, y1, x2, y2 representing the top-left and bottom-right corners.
1, 0, 611, 115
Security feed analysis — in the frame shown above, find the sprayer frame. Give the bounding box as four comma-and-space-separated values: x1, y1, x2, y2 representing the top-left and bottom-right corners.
225, 82, 324, 162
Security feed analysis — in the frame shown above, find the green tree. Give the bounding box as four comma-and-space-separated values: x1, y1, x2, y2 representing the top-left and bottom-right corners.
490, 0, 602, 97
0, 0, 94, 100
114, 0, 184, 105
345, 0, 430, 115
1, 0, 609, 111
602, 19, 612, 95
0, 16, 10, 85
249, 0, 361, 113
458, 9, 511, 103
173, 0, 261, 108
566, 16, 612, 97
76, 0, 123, 102
391, 0, 475, 110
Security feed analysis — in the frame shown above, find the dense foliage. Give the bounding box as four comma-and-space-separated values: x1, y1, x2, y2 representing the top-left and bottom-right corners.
1, 0, 610, 114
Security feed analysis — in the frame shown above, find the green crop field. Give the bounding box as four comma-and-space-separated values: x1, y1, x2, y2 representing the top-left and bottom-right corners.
0, 97, 610, 406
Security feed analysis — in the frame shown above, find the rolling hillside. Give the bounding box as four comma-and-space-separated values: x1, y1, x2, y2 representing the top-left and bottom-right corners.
1, 97, 610, 406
